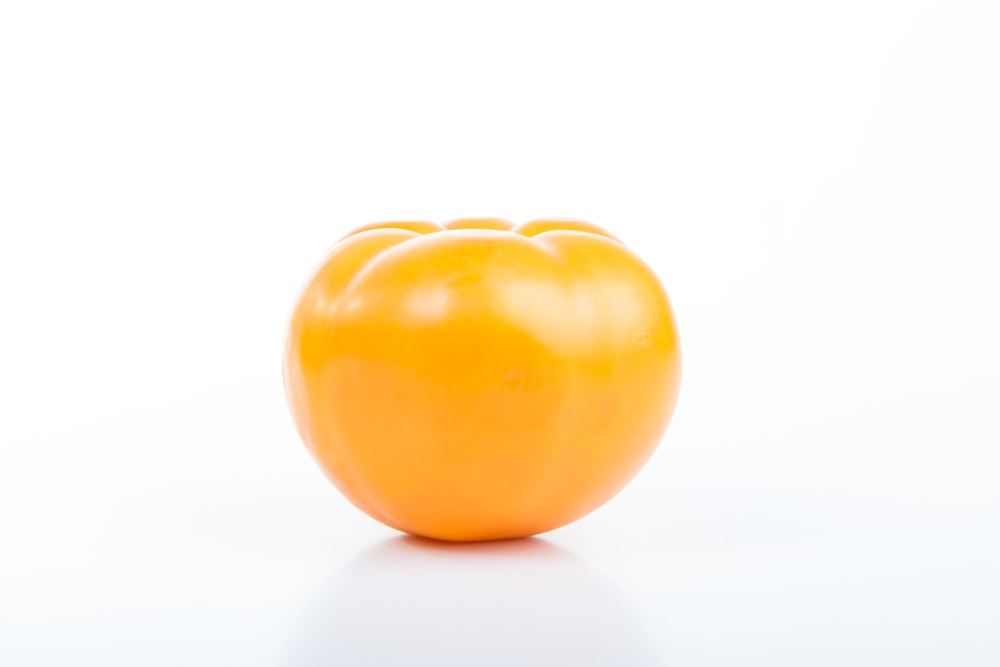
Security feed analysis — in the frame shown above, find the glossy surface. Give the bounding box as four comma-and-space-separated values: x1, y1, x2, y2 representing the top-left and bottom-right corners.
284, 218, 681, 541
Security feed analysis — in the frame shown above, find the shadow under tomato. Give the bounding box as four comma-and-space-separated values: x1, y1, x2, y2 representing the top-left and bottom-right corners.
282, 535, 660, 667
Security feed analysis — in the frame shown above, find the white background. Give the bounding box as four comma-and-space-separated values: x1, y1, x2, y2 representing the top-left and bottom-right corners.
2, 1, 999, 665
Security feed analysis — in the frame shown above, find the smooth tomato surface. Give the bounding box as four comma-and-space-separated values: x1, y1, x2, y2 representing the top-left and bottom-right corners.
284, 218, 681, 541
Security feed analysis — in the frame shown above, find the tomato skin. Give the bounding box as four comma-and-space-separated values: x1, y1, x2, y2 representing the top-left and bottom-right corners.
284, 219, 681, 541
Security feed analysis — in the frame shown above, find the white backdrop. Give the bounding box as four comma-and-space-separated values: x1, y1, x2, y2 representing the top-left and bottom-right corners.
2, 1, 998, 665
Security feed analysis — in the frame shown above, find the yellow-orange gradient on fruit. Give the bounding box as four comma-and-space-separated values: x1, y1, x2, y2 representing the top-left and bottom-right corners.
284, 218, 681, 541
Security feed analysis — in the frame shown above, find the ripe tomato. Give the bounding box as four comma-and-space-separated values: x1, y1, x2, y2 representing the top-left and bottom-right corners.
284, 218, 681, 541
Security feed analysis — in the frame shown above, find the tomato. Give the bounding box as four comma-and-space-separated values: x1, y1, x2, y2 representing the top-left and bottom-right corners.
283, 218, 681, 541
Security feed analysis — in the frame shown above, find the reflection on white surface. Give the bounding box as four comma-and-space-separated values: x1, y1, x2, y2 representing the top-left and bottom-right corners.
284, 536, 659, 667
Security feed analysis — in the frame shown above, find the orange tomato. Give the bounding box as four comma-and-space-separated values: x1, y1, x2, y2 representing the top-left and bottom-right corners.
283, 218, 681, 541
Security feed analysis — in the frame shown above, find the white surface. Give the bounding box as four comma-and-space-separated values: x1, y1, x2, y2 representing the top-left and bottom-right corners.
2, 1, 999, 665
